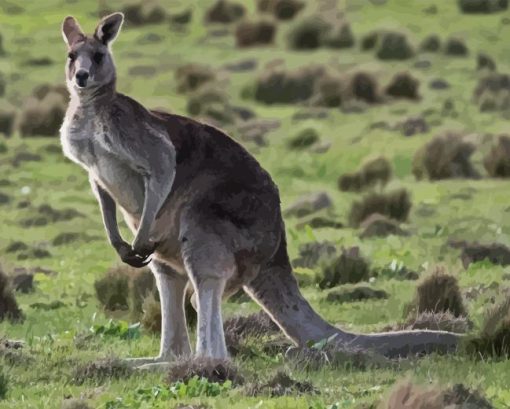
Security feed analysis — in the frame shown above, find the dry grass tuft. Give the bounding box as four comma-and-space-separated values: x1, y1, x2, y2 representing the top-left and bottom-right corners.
167, 357, 243, 385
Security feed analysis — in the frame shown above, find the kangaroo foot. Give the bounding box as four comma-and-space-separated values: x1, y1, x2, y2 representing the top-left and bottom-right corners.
123, 356, 170, 368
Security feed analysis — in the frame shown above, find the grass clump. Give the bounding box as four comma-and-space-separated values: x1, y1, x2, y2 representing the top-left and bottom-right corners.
175, 64, 216, 94
458, 0, 508, 13
484, 135, 510, 177
253, 65, 324, 104
0, 370, 7, 400
474, 72, 510, 112
71, 358, 133, 385
17, 84, 67, 137
323, 22, 355, 49
257, 0, 305, 20
460, 242, 510, 268
287, 128, 319, 149
205, 0, 245, 24
287, 15, 330, 50
61, 399, 92, 409
444, 37, 469, 56
379, 379, 494, 409
187, 85, 236, 125
317, 247, 370, 289
122, 2, 167, 26
0, 265, 24, 323
167, 357, 243, 386
406, 267, 466, 318
325, 285, 388, 303
412, 131, 478, 180
376, 31, 414, 60
140, 293, 161, 333
385, 72, 420, 100
94, 267, 130, 311
465, 298, 510, 358
0, 107, 15, 136
348, 188, 411, 227
478, 53, 496, 71
360, 213, 408, 239
420, 35, 441, 52
235, 20, 276, 48
338, 156, 392, 192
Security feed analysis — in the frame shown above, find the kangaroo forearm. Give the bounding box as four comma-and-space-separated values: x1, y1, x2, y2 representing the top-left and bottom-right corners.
91, 179, 124, 247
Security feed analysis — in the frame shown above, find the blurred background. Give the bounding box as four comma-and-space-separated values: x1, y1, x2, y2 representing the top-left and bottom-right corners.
2, 0, 510, 408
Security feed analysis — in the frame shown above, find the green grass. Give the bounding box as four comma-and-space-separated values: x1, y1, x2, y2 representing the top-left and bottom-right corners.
2, 0, 510, 407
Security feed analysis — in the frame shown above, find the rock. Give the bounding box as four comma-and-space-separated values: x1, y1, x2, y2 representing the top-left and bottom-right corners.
360, 213, 408, 238
284, 192, 333, 218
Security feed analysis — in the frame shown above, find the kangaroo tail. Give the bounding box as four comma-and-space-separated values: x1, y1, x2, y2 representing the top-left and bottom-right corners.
244, 233, 460, 358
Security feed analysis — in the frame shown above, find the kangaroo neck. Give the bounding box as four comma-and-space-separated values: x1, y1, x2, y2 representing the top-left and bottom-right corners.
69, 79, 116, 110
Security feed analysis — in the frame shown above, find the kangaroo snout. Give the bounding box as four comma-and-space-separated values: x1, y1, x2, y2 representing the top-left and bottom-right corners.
75, 70, 89, 87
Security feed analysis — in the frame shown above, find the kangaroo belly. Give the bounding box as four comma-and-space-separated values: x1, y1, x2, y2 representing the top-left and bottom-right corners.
91, 151, 145, 215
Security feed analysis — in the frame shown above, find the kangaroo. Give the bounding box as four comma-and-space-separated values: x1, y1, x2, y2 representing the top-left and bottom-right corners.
60, 13, 460, 369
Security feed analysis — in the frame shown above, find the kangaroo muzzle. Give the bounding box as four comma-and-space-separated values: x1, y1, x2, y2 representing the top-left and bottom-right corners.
75, 70, 89, 88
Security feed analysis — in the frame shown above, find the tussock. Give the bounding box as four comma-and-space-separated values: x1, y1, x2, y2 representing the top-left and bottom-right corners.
257, 0, 304, 20
458, 0, 508, 13
474, 72, 510, 112
412, 131, 478, 180
348, 188, 411, 227
122, 2, 166, 26
94, 266, 131, 311
460, 242, 510, 268
484, 135, 510, 177
478, 53, 496, 71
326, 285, 388, 303
406, 267, 466, 318
338, 156, 392, 192
287, 128, 319, 149
0, 266, 24, 323
175, 64, 216, 94
235, 20, 276, 48
71, 358, 133, 385
317, 247, 371, 289
420, 35, 441, 52
385, 72, 420, 100
360, 213, 408, 239
167, 357, 243, 385
445, 37, 469, 56
205, 0, 246, 24
376, 31, 414, 60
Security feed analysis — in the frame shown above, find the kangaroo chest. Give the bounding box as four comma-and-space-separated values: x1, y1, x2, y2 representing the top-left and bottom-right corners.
60, 104, 144, 214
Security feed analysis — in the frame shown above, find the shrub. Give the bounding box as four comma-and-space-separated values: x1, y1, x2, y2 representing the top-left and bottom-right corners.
412, 131, 478, 180
287, 128, 319, 149
253, 65, 324, 104
474, 72, 510, 112
376, 32, 414, 60
484, 135, 510, 177
17, 84, 67, 137
324, 23, 355, 49
235, 20, 276, 48
317, 247, 370, 288
348, 188, 411, 227
338, 156, 392, 192
420, 35, 441, 52
0, 266, 24, 323
175, 64, 215, 94
205, 0, 245, 24
360, 213, 408, 239
385, 72, 420, 100
122, 2, 166, 26
478, 53, 497, 71
257, 0, 305, 20
444, 37, 468, 56
458, 0, 508, 13
407, 267, 466, 318
287, 15, 331, 50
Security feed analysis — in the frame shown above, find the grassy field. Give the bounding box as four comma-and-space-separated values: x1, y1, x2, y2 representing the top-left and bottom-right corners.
2, 0, 510, 408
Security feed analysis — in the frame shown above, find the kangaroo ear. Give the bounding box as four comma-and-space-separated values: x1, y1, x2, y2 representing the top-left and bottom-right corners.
94, 12, 124, 45
62, 16, 85, 47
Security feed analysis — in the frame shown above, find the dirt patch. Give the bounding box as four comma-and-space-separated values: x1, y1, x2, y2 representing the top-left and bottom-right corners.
167, 357, 243, 385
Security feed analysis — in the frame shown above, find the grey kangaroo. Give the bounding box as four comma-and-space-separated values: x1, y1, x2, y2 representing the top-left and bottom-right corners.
60, 13, 460, 369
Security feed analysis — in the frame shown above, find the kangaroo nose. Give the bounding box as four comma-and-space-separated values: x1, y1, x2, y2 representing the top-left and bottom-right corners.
75, 70, 89, 87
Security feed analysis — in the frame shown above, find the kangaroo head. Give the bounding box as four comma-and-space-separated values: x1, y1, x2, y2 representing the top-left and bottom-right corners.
61, 13, 123, 92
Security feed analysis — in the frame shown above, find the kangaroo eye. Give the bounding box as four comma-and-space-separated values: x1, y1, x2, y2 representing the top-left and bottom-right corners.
68, 52, 77, 62
93, 52, 104, 65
